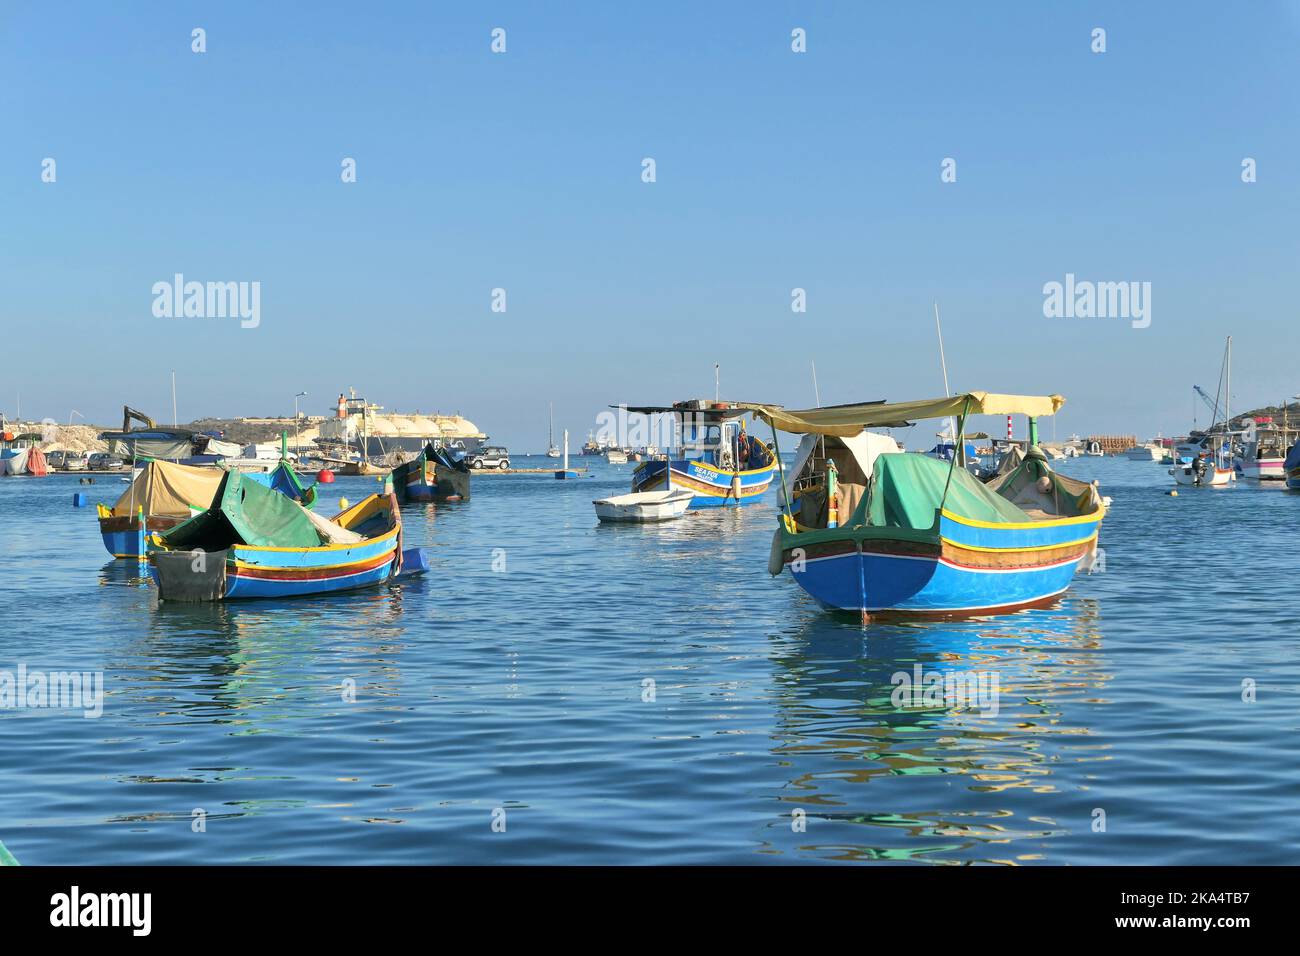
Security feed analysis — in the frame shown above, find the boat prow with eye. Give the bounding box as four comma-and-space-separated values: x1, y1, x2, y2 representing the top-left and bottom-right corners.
744, 392, 1105, 619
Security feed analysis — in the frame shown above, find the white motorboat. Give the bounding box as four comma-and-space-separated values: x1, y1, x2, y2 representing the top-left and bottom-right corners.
605, 448, 629, 465
593, 488, 694, 523
1171, 460, 1234, 486
1124, 443, 1164, 461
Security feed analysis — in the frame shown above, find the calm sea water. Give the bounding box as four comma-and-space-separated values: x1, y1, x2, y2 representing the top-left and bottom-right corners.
1, 455, 1297, 865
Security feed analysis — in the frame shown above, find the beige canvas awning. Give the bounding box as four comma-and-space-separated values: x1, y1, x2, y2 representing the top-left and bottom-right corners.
738, 392, 1066, 437
111, 460, 225, 517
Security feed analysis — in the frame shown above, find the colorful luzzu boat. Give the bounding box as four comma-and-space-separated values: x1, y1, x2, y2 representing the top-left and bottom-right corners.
98, 459, 314, 559
389, 442, 471, 502
627, 400, 776, 507
148, 470, 403, 601
97, 460, 226, 558
744, 392, 1105, 620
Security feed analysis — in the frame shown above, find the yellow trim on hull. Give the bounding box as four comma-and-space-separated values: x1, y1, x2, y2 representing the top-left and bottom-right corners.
941, 507, 1106, 531
940, 529, 1100, 553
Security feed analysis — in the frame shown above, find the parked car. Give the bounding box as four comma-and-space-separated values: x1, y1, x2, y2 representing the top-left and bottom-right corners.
63, 452, 89, 471
470, 446, 510, 470
88, 452, 125, 471
46, 450, 67, 469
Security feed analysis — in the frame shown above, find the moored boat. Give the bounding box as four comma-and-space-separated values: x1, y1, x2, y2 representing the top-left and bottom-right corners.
593, 488, 694, 523
96, 460, 226, 558
628, 400, 776, 507
1235, 419, 1293, 480
745, 392, 1105, 619
1171, 458, 1234, 486
148, 470, 403, 601
389, 442, 471, 502
1285, 441, 1300, 490
1124, 442, 1164, 461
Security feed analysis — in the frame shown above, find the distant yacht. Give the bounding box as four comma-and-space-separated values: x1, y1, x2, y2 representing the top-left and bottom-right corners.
546, 402, 561, 458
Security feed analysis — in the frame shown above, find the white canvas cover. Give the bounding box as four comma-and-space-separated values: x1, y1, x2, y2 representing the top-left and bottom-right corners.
203, 438, 243, 457
302, 507, 364, 544
788, 430, 901, 489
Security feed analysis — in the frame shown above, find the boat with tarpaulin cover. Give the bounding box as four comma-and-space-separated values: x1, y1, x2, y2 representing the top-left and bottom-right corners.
97, 460, 226, 558
743, 392, 1105, 619
627, 400, 777, 507
147, 470, 403, 601
98, 459, 314, 558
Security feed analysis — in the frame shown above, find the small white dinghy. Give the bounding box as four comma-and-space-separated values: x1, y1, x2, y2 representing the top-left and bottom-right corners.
593, 488, 694, 523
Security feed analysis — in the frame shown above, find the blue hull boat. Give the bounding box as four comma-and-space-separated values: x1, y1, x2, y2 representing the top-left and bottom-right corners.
624, 400, 776, 508
745, 391, 1106, 619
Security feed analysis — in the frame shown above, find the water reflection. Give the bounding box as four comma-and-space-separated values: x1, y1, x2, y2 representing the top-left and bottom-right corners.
764, 597, 1110, 863
105, 583, 420, 731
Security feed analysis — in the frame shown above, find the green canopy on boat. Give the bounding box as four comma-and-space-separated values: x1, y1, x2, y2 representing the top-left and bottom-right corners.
161, 469, 321, 550
863, 453, 1031, 529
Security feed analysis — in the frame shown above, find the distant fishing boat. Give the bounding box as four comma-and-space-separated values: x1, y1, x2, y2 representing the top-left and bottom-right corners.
243, 460, 319, 506
546, 403, 561, 458
0, 419, 49, 476
605, 447, 629, 465
389, 442, 472, 502
1172, 336, 1236, 487
1124, 442, 1164, 461
747, 392, 1105, 618
148, 471, 404, 601
627, 400, 777, 507
1235, 418, 1293, 480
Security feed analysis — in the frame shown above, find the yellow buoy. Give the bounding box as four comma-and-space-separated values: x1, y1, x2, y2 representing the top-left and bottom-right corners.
339, 497, 350, 510
1167, 490, 1178, 497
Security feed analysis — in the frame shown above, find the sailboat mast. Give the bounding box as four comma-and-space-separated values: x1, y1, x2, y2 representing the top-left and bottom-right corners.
1226, 335, 1232, 465
934, 301, 959, 461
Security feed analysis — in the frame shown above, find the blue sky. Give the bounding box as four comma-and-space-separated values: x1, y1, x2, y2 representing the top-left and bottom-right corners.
3, 2, 1299, 449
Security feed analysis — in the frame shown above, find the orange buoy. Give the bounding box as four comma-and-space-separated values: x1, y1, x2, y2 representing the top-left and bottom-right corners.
317, 469, 335, 483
